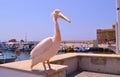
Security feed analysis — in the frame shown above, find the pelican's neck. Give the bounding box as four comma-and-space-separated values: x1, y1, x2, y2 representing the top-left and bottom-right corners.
53, 17, 61, 43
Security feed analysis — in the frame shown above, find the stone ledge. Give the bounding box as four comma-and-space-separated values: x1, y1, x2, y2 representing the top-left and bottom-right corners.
50, 53, 120, 62
50, 53, 79, 62
77, 53, 120, 59
0, 60, 67, 77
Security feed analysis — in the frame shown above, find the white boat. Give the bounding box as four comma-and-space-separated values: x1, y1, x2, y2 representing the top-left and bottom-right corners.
0, 51, 16, 64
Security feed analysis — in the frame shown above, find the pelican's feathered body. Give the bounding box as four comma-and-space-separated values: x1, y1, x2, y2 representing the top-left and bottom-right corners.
31, 37, 60, 65
30, 9, 70, 70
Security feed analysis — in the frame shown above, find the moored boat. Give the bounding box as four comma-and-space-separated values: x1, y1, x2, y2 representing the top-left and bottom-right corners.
0, 52, 16, 64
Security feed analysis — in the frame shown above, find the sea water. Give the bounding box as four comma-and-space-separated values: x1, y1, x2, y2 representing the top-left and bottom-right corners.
1, 50, 64, 62
1, 50, 30, 61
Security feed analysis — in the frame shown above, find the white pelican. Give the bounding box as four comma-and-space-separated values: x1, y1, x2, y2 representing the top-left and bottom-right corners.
30, 9, 71, 70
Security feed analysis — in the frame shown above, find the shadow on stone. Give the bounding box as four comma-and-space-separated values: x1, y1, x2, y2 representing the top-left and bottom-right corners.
32, 69, 56, 76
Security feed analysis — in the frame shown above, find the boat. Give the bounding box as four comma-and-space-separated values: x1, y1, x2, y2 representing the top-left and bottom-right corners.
0, 42, 8, 50
0, 52, 16, 64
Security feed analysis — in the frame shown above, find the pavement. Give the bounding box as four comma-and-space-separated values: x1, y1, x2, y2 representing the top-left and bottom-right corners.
67, 71, 120, 77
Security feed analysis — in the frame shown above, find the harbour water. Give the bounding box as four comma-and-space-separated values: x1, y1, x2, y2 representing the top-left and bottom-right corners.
1, 50, 31, 62
0, 50, 65, 63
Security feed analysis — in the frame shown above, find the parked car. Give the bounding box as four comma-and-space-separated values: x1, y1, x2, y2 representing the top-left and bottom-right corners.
88, 47, 115, 54
74, 47, 82, 52
74, 47, 90, 52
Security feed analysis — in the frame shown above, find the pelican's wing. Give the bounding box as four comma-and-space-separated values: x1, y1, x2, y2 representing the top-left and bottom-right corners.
31, 37, 53, 58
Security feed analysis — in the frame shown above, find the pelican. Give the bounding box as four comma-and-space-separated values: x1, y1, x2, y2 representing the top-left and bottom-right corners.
30, 9, 71, 70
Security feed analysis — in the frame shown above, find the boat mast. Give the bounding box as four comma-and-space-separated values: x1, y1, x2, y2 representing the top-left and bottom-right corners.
25, 33, 27, 43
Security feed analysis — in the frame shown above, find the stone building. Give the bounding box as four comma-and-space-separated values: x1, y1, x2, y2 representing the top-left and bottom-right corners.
96, 25, 116, 44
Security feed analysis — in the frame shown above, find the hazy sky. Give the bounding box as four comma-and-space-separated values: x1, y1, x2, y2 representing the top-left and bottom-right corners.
0, 0, 116, 41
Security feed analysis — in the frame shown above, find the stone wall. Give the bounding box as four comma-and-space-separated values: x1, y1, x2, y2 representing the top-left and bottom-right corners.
78, 56, 120, 74
0, 53, 120, 77
51, 53, 120, 74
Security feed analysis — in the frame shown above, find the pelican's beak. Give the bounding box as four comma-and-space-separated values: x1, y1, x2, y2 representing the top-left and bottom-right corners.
58, 13, 71, 23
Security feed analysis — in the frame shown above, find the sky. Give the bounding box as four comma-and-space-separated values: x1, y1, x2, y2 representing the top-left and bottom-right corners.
0, 0, 117, 41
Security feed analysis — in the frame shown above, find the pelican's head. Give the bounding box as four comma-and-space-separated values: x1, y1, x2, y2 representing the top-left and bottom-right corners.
52, 9, 71, 23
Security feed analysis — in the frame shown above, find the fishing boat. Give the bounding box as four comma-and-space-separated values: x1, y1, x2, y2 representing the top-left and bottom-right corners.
0, 51, 16, 64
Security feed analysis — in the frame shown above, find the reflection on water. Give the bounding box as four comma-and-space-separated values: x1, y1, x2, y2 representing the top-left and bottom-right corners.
1, 50, 31, 61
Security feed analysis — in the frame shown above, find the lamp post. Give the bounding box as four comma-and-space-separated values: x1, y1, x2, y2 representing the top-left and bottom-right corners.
116, 0, 120, 54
